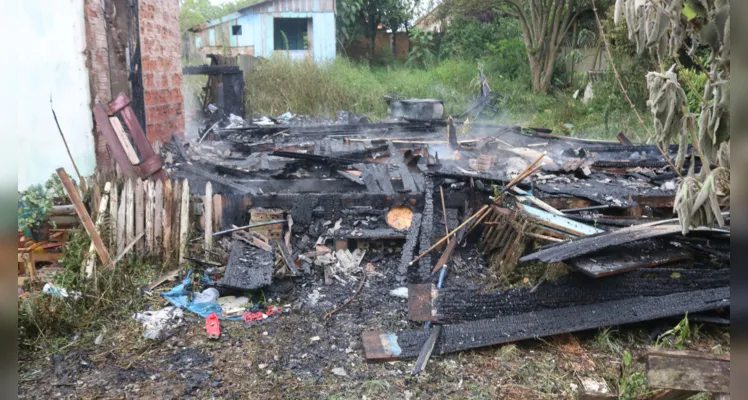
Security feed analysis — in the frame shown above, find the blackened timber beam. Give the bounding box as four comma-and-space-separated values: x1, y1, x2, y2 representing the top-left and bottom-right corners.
398, 213, 422, 283
336, 228, 408, 240
414, 178, 435, 283
182, 65, 242, 75
364, 286, 730, 360
271, 150, 372, 165
408, 268, 729, 322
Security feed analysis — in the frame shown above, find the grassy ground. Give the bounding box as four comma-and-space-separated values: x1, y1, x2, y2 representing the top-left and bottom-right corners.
232, 57, 652, 141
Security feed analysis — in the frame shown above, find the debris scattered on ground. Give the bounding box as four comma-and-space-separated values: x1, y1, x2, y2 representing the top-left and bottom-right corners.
132, 307, 184, 340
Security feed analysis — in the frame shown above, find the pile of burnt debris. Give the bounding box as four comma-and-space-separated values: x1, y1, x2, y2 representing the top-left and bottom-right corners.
161, 98, 729, 374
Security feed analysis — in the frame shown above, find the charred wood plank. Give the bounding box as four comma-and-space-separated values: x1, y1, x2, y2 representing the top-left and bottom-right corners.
414, 179, 435, 283
398, 213, 422, 283
337, 228, 408, 240
219, 240, 274, 290
364, 286, 730, 360
567, 240, 694, 277
408, 267, 729, 322
271, 150, 370, 165
180, 164, 259, 195
520, 224, 686, 263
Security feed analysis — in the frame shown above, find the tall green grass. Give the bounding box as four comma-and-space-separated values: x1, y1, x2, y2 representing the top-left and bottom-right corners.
238, 56, 651, 139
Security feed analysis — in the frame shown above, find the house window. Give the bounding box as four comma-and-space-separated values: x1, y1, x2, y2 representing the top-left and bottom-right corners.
274, 18, 310, 50
232, 25, 242, 36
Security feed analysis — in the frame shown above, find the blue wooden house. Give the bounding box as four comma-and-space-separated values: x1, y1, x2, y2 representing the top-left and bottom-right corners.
187, 0, 337, 63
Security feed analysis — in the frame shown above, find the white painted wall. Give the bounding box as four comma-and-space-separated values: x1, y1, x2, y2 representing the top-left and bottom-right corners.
15, 0, 96, 190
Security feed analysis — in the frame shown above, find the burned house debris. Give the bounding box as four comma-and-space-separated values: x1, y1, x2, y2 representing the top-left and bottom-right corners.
30, 84, 728, 393
145, 93, 729, 373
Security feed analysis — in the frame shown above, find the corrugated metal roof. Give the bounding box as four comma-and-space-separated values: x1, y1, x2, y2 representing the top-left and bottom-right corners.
189, 0, 336, 32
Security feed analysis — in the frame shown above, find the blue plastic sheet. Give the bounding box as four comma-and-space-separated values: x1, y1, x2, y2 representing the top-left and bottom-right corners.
162, 271, 243, 320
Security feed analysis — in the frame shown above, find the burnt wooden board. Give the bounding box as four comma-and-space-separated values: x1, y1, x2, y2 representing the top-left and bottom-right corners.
408, 268, 729, 322
520, 224, 685, 263
398, 213, 422, 283
567, 240, 694, 277
219, 241, 274, 290
364, 286, 729, 360
647, 348, 730, 394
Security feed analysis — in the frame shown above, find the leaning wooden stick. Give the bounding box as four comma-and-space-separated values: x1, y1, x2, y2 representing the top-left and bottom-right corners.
440, 186, 450, 244
409, 204, 489, 266
324, 265, 367, 320
503, 152, 545, 190
57, 168, 111, 266
51, 97, 86, 192
502, 164, 543, 194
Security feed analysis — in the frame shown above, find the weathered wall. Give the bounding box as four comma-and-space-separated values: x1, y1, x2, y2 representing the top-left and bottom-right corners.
17, 0, 96, 190
139, 0, 185, 144
189, 8, 336, 62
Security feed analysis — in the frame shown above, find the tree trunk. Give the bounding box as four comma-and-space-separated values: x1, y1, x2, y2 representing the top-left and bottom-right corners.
391, 30, 397, 62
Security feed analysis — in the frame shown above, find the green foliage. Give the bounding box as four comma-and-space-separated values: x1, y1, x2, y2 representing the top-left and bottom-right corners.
18, 184, 55, 232
406, 28, 436, 68
44, 174, 66, 202
336, 0, 364, 47
656, 313, 692, 349
440, 17, 529, 81
679, 67, 708, 114
18, 229, 156, 350
618, 349, 649, 400
179, 0, 261, 32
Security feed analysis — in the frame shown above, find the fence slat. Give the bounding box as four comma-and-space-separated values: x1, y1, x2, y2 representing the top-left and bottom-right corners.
163, 179, 173, 262
135, 179, 145, 252
171, 180, 182, 257
204, 182, 213, 251
145, 180, 154, 252
117, 185, 126, 255
179, 180, 190, 265
125, 179, 134, 246
109, 182, 119, 248
212, 194, 222, 232
154, 180, 163, 249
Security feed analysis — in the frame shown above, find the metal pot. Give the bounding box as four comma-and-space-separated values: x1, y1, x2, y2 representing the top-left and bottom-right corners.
399, 99, 444, 121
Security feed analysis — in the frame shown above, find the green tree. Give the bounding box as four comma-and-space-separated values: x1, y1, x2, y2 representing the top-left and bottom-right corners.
445, 0, 612, 94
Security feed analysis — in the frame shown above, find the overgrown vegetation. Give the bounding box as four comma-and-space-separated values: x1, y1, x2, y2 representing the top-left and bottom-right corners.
237, 56, 651, 139
18, 228, 160, 354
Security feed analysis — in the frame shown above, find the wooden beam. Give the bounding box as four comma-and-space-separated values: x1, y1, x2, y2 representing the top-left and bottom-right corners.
109, 116, 141, 165
647, 348, 730, 394
57, 168, 111, 268
125, 179, 134, 247
154, 180, 163, 247
109, 182, 119, 249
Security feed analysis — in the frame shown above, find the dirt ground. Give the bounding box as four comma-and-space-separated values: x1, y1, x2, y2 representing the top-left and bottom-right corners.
18, 246, 730, 399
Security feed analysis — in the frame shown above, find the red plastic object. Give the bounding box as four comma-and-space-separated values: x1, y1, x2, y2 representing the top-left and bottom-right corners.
206, 313, 220, 339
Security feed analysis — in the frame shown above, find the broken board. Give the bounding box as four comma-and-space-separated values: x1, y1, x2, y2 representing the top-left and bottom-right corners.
364, 286, 729, 360
408, 268, 728, 322
219, 241, 274, 290
567, 239, 694, 277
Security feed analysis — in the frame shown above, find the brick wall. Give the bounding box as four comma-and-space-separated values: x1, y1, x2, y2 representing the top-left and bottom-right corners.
139, 0, 185, 144
83, 0, 113, 171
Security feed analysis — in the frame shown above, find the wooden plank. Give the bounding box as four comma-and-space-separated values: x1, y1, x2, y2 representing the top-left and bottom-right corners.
145, 180, 154, 252
204, 182, 213, 251
83, 181, 112, 277
647, 348, 730, 394
135, 179, 145, 251
56, 168, 112, 267
154, 180, 163, 246
567, 240, 693, 278
109, 116, 140, 165
171, 180, 182, 258
212, 194, 222, 232
125, 179, 134, 247
163, 179, 173, 262
109, 182, 119, 248
518, 203, 603, 237
116, 186, 126, 254
179, 180, 190, 264
364, 287, 730, 360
